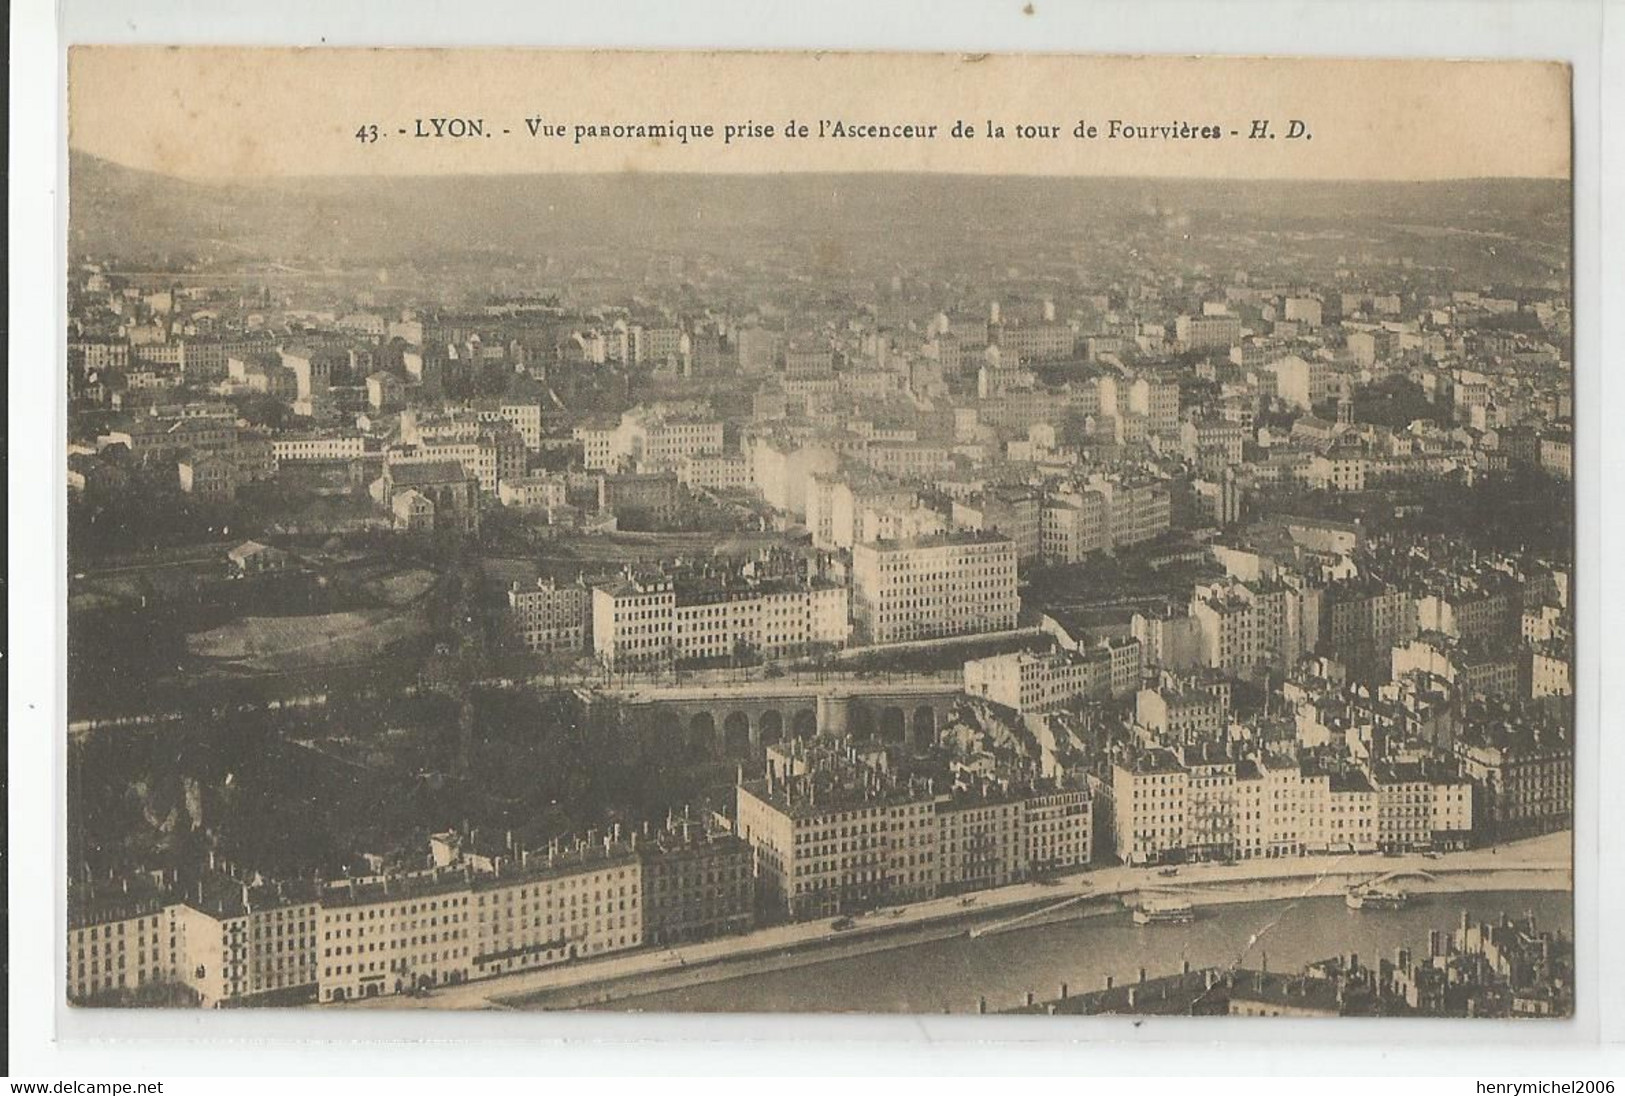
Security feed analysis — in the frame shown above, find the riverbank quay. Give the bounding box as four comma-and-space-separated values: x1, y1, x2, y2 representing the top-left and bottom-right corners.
339, 830, 1569, 1012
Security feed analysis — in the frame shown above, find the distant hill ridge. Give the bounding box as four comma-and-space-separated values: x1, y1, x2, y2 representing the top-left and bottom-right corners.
68, 150, 1569, 267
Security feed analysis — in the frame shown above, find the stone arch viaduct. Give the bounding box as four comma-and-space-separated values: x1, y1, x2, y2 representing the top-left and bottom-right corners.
595, 681, 968, 763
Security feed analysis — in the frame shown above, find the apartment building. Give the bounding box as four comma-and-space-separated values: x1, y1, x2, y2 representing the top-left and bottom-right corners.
173, 881, 320, 1008
1109, 749, 1190, 866
964, 649, 1110, 714
316, 872, 476, 1002
66, 883, 172, 1004
506, 578, 593, 654
735, 762, 941, 921
1189, 578, 1298, 679
468, 844, 642, 982
851, 532, 1019, 645
592, 570, 849, 668
639, 825, 756, 946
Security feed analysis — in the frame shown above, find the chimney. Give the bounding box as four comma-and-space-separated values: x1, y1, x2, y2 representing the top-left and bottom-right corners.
1025, 991, 1035, 1007
1104, 975, 1114, 991
1138, 966, 1147, 984
1059, 982, 1069, 1000
977, 996, 987, 1015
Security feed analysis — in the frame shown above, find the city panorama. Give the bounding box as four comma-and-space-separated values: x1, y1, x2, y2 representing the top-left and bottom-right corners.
65, 165, 1574, 1018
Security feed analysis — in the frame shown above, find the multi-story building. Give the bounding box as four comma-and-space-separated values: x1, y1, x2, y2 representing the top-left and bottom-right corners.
746, 435, 839, 519
735, 745, 1089, 920
851, 532, 1019, 645
1116, 742, 1478, 865
617, 405, 725, 470
1529, 643, 1573, 699
1023, 788, 1092, 875
1454, 720, 1571, 839
272, 432, 367, 463
1182, 417, 1249, 472
638, 824, 755, 946
952, 486, 1042, 563
99, 416, 239, 464
316, 871, 476, 1002
1430, 773, 1475, 850
1098, 476, 1173, 550
1175, 314, 1243, 351
1370, 762, 1439, 853
393, 421, 524, 496
993, 321, 1076, 362
1131, 606, 1206, 671
469, 396, 544, 451
177, 455, 238, 503
1539, 427, 1572, 480
1189, 578, 1298, 680
1415, 577, 1522, 646
278, 345, 336, 411
937, 792, 1028, 893
173, 880, 320, 1008
573, 417, 621, 470
1391, 635, 1520, 701
497, 473, 568, 511
678, 452, 752, 492
507, 578, 593, 654
1325, 578, 1417, 677
598, 472, 684, 524
964, 649, 1104, 714
1135, 681, 1229, 744
1041, 490, 1111, 564
630, 324, 686, 368
735, 753, 941, 921
1268, 354, 1330, 411
1181, 743, 1238, 862
67, 882, 172, 1004
1109, 749, 1189, 866
1283, 296, 1324, 329
591, 567, 850, 668
858, 439, 953, 482
469, 844, 642, 982
1127, 377, 1181, 438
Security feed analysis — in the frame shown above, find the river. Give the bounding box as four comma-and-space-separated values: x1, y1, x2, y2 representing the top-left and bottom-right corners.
591, 889, 1571, 1015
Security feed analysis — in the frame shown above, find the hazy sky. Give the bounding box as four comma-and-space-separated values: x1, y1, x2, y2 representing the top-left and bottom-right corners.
69, 48, 1571, 182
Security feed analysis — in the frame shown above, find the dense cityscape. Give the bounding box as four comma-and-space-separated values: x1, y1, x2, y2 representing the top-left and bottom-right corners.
65, 156, 1573, 1016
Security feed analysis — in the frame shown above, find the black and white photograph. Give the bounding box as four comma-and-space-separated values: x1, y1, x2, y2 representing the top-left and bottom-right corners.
58, 46, 1578, 1026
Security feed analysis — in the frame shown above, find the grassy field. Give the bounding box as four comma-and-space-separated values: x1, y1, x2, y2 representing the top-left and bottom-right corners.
360, 567, 437, 606
186, 608, 427, 672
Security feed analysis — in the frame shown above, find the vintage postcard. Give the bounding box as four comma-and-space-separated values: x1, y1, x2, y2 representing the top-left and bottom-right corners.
64, 48, 1573, 1020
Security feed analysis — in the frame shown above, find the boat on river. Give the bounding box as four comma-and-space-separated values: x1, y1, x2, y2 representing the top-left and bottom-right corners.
1345, 885, 1410, 911
1133, 897, 1196, 925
